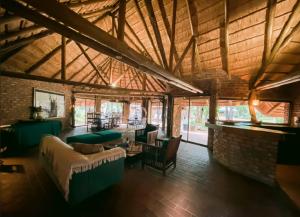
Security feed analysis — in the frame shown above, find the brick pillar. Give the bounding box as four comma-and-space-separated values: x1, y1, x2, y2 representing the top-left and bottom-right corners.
122, 102, 130, 124
167, 94, 174, 137
207, 79, 217, 151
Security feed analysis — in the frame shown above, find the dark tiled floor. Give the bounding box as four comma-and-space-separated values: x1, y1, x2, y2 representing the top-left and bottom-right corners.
277, 165, 300, 209
0, 129, 299, 217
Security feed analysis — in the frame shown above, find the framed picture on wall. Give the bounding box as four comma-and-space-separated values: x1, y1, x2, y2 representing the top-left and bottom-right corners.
33, 88, 65, 118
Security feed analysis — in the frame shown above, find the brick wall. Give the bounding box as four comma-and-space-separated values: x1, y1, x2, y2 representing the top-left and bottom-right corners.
213, 126, 281, 185
0, 76, 72, 129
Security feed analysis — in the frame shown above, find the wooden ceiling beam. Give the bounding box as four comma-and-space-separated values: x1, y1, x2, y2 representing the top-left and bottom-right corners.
0, 30, 52, 57
25, 39, 72, 74
0, 0, 111, 25
173, 36, 194, 74
125, 20, 153, 60
61, 36, 66, 80
76, 42, 108, 85
117, 0, 126, 41
251, 0, 298, 89
68, 53, 102, 81
1, 69, 162, 94
168, 0, 177, 72
256, 71, 300, 91
185, 0, 202, 74
0, 25, 45, 42
143, 0, 169, 70
2, 0, 202, 93
133, 0, 163, 66
220, 0, 229, 75
147, 76, 158, 92
157, 0, 183, 77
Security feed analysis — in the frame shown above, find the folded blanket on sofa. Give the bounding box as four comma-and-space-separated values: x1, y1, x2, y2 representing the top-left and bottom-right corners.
40, 136, 126, 201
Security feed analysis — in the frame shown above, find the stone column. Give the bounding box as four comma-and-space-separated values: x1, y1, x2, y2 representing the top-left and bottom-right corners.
161, 96, 167, 132
207, 79, 217, 151
167, 94, 174, 137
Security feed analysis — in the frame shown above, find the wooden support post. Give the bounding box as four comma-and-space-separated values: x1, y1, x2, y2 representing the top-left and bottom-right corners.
166, 94, 174, 137
61, 36, 66, 80
71, 95, 76, 128
207, 79, 217, 151
248, 90, 258, 124
142, 98, 149, 124
161, 96, 167, 132
117, 0, 126, 41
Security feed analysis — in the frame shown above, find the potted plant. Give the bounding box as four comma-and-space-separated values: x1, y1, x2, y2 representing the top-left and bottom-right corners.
30, 106, 43, 120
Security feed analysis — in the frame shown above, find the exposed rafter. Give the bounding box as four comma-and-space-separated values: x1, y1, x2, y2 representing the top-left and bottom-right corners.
144, 0, 169, 70
251, 0, 299, 89
76, 42, 108, 85
1, 0, 202, 93
117, 0, 126, 41
256, 71, 300, 91
185, 0, 202, 74
133, 0, 163, 66
0, 30, 52, 57
25, 39, 72, 74
61, 36, 66, 80
173, 36, 195, 74
220, 0, 229, 75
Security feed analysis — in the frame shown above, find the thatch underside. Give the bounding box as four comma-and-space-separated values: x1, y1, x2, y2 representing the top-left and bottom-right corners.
1, 0, 300, 94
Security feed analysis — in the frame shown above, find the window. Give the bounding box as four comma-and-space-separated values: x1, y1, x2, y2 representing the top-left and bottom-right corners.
101, 101, 123, 118
74, 98, 95, 126
150, 100, 162, 126
129, 102, 142, 120
217, 100, 251, 122
254, 101, 290, 124
217, 100, 290, 124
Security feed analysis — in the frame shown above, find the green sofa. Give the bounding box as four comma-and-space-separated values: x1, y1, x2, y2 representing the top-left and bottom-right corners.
1, 120, 62, 150
40, 135, 125, 204
66, 130, 122, 144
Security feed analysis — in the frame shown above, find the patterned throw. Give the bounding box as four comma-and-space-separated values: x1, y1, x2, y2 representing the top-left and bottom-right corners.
40, 136, 126, 201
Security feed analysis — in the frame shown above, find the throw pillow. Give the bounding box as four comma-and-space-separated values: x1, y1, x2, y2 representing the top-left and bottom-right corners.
71, 143, 104, 155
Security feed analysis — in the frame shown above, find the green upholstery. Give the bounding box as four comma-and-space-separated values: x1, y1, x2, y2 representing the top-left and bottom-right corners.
94, 130, 122, 143
66, 130, 122, 144
135, 135, 147, 143
1, 120, 62, 149
68, 158, 124, 204
144, 124, 158, 134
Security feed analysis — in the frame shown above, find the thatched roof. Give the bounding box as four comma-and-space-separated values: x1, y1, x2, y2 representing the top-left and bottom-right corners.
0, 0, 300, 95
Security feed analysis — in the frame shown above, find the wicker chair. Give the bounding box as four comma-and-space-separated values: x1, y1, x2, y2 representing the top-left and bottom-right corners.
142, 135, 182, 175
135, 124, 159, 144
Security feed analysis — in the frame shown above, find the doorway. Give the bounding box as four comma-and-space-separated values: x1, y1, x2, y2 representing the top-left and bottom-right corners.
174, 97, 209, 146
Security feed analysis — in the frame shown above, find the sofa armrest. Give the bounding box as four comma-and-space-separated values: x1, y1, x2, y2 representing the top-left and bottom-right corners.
86, 147, 126, 163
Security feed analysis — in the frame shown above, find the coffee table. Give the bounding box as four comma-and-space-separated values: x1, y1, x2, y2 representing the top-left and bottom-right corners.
103, 141, 143, 166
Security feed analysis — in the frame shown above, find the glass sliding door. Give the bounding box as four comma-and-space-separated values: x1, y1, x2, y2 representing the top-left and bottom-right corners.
174, 97, 209, 146
74, 98, 95, 126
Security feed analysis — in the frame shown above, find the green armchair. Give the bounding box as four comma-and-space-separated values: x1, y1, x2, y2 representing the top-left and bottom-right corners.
142, 135, 182, 175
135, 124, 159, 144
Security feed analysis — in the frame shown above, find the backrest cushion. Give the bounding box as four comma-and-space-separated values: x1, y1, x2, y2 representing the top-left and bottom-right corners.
144, 124, 158, 134
71, 143, 104, 155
